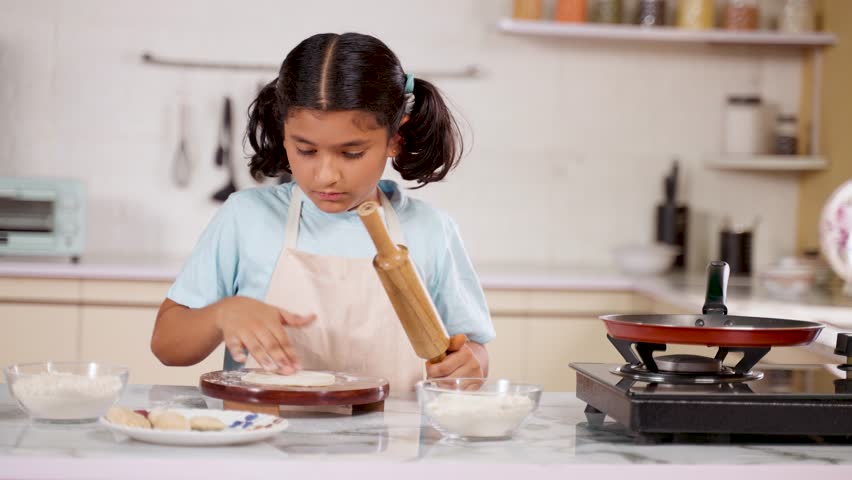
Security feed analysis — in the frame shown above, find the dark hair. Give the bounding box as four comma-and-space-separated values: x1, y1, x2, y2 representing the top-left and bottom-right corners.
246, 32, 463, 187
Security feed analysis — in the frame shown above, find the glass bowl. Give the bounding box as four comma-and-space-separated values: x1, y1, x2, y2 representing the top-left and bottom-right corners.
4, 361, 129, 423
416, 378, 542, 441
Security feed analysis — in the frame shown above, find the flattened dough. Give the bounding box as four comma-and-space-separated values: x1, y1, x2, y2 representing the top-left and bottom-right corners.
242, 371, 336, 387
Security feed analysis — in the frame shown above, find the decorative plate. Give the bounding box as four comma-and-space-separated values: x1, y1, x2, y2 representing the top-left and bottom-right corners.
819, 180, 852, 291
99, 408, 288, 446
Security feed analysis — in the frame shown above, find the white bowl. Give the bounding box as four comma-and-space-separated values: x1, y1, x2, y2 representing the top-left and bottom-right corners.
761, 258, 816, 298
612, 244, 680, 276
416, 378, 542, 441
4, 361, 129, 423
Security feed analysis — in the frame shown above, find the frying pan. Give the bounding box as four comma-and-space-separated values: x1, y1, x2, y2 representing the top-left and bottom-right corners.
602, 261, 823, 347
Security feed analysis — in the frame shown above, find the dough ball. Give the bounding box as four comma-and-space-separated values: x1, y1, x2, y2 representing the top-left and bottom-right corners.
105, 406, 151, 429
151, 411, 190, 431
190, 416, 226, 432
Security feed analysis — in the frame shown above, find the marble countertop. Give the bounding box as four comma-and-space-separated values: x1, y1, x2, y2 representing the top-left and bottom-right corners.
2, 385, 851, 479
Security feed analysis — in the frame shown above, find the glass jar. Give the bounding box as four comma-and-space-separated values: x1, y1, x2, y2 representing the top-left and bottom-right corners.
593, 0, 622, 23
555, 0, 587, 22
637, 0, 666, 26
779, 0, 815, 33
513, 0, 543, 20
677, 0, 715, 30
723, 95, 767, 155
773, 115, 798, 155
724, 0, 759, 30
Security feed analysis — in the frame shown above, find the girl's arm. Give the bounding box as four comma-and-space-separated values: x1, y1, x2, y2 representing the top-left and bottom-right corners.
151, 298, 224, 367
151, 296, 315, 374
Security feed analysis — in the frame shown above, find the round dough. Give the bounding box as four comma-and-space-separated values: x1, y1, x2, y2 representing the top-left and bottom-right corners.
106, 406, 151, 429
190, 416, 226, 432
151, 411, 190, 431
242, 370, 337, 387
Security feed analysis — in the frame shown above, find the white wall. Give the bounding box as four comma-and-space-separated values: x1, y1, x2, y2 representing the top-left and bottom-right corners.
0, 0, 805, 271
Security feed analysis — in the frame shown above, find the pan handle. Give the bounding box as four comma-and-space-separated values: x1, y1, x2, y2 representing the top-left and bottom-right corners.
702, 261, 729, 315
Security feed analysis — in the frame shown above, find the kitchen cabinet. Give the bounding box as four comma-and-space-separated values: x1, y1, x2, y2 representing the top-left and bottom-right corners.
487, 317, 530, 382
79, 305, 225, 386
0, 303, 79, 369
0, 276, 838, 390
0, 278, 79, 303
0, 277, 217, 386
485, 289, 661, 391
483, 289, 828, 391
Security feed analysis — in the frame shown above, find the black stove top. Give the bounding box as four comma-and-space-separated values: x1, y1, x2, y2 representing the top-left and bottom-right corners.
574, 362, 852, 399
571, 333, 852, 442
573, 362, 852, 441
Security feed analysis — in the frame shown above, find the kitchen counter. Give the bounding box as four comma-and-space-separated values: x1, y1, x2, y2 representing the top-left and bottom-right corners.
3, 258, 852, 359
0, 255, 185, 282
1, 385, 851, 479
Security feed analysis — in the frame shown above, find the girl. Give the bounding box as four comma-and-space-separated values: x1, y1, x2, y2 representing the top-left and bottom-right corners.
151, 32, 494, 393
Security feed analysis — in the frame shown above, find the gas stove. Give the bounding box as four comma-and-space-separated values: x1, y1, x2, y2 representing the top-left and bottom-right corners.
571, 333, 852, 442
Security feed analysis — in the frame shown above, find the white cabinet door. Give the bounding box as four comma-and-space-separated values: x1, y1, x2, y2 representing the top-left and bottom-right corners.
525, 317, 625, 392
80, 306, 225, 386
0, 303, 79, 374
487, 317, 530, 382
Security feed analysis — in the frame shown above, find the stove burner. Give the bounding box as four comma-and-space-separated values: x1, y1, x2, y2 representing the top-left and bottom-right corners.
655, 354, 721, 373
607, 335, 770, 384
612, 363, 763, 384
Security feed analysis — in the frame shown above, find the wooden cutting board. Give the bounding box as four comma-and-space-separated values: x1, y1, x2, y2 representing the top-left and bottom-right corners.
199, 369, 390, 416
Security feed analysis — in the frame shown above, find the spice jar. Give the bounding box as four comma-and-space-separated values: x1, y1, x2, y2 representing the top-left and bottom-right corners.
513, 0, 543, 20
677, 0, 715, 30
723, 96, 767, 155
773, 115, 798, 155
593, 0, 622, 23
637, 0, 666, 26
555, 0, 587, 22
724, 0, 759, 30
779, 0, 815, 33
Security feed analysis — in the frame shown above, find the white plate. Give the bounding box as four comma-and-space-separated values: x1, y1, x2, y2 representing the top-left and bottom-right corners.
819, 179, 852, 289
99, 408, 288, 446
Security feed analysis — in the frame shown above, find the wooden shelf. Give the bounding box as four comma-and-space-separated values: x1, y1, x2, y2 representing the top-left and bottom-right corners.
497, 19, 837, 47
705, 155, 828, 172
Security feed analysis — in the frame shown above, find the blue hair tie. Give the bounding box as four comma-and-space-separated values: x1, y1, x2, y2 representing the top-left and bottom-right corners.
404, 73, 415, 94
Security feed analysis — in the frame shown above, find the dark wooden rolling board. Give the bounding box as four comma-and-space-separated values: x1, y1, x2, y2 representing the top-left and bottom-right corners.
200, 369, 390, 416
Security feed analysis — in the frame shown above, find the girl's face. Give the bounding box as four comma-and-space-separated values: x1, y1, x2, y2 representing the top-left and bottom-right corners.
283, 109, 399, 213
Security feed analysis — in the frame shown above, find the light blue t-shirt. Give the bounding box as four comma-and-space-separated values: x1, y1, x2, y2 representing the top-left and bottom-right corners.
167, 180, 495, 345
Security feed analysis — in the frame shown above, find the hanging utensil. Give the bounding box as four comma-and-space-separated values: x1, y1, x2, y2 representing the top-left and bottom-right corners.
212, 97, 237, 202
214, 97, 231, 169
172, 102, 192, 188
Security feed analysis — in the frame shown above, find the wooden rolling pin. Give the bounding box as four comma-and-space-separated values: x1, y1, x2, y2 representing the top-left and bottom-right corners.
357, 201, 450, 363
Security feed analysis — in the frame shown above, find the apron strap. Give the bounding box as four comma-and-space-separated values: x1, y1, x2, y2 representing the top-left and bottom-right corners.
283, 187, 303, 249
284, 185, 405, 249
378, 189, 404, 244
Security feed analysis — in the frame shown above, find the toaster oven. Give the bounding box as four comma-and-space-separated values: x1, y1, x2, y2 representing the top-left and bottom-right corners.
0, 177, 86, 262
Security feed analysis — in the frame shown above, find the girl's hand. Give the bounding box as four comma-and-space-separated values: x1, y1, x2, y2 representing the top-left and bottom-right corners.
425, 334, 484, 379
212, 296, 316, 374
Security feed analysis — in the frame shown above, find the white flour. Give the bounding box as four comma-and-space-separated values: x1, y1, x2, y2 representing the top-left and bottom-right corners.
11, 372, 123, 420
425, 393, 534, 438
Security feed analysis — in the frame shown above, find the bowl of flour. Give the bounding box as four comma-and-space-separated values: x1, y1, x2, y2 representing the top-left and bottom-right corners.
417, 378, 542, 441
4, 362, 128, 423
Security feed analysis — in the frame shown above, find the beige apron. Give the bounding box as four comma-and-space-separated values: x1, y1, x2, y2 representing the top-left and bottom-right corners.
245, 186, 425, 395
